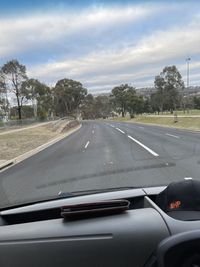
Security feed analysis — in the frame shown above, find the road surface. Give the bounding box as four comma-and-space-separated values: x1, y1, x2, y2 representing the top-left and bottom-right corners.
1, 120, 200, 208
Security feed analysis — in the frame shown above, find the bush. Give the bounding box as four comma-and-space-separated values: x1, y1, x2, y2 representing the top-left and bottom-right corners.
37, 109, 47, 120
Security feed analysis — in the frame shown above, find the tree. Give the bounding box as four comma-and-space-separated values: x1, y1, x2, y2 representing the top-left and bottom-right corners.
143, 98, 152, 114
1, 60, 28, 120
193, 96, 200, 109
111, 84, 133, 117
150, 93, 161, 114
10, 105, 34, 119
125, 87, 136, 117
111, 84, 145, 118
124, 88, 145, 117
154, 75, 165, 113
95, 95, 112, 118
0, 70, 9, 116
80, 94, 112, 120
0, 98, 9, 117
54, 78, 87, 117
154, 66, 185, 113
22, 78, 53, 119
80, 94, 96, 119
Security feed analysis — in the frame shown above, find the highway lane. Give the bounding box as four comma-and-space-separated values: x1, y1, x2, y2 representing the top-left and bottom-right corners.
110, 121, 200, 178
0, 120, 200, 208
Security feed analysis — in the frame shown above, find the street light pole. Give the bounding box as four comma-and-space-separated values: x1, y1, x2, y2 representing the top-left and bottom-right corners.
186, 57, 191, 113
186, 57, 191, 88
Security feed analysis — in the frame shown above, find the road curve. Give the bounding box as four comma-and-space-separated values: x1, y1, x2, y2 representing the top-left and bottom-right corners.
1, 120, 200, 208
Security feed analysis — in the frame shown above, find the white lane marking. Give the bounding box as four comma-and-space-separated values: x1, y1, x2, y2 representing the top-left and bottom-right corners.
116, 128, 125, 134
127, 135, 159, 157
92, 130, 95, 134
110, 125, 115, 128
139, 126, 144, 129
85, 141, 90, 149
184, 177, 193, 180
166, 133, 180, 139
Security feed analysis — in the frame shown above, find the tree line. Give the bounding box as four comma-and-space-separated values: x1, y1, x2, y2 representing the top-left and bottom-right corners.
0, 59, 196, 121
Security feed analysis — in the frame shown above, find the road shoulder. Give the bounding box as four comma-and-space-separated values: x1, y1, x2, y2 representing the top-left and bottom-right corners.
0, 123, 82, 172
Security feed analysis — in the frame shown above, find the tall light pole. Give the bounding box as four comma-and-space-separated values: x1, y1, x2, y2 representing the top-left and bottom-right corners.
186, 57, 191, 88
186, 57, 191, 113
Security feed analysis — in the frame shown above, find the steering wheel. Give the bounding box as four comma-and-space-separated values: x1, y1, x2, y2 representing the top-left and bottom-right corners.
156, 230, 200, 267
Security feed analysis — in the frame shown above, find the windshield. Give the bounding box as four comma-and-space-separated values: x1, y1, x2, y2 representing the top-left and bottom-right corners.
0, 0, 200, 209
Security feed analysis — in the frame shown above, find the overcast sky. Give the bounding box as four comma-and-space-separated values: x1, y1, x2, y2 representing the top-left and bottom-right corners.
0, 0, 200, 93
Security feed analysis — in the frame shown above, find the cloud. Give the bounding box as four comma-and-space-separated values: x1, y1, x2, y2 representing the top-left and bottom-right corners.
1, 1, 200, 93
27, 13, 200, 91
0, 4, 153, 58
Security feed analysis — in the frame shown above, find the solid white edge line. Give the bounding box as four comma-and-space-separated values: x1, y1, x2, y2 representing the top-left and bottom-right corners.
116, 128, 125, 134
85, 141, 90, 149
127, 135, 159, 157
166, 133, 180, 139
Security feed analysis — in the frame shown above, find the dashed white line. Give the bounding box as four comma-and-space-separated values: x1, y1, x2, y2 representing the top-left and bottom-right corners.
138, 126, 144, 129
127, 135, 159, 157
92, 130, 95, 134
85, 141, 90, 149
116, 128, 125, 134
166, 133, 180, 139
184, 177, 193, 180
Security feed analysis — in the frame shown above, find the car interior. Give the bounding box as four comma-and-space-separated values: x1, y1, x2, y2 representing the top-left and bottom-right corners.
0, 185, 199, 267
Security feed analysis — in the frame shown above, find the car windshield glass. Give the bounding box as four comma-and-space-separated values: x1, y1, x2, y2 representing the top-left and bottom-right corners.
0, 0, 200, 209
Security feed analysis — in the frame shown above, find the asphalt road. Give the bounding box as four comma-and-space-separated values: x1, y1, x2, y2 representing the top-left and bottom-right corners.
1, 120, 200, 208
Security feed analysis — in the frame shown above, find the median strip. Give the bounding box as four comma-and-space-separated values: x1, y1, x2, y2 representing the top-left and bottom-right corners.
127, 135, 159, 157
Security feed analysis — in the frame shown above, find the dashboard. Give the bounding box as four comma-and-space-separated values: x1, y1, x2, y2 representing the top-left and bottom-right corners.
0, 186, 199, 266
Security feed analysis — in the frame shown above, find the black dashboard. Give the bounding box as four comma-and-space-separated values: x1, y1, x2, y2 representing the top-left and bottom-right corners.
0, 187, 199, 267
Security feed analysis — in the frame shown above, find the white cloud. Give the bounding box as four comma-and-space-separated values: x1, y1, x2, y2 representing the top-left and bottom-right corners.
1, 2, 200, 92
0, 5, 153, 57
28, 14, 200, 90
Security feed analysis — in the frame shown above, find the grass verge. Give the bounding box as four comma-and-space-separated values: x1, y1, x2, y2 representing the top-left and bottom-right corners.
0, 120, 78, 160
110, 116, 200, 131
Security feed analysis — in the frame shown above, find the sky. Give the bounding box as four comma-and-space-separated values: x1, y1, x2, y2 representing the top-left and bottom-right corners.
0, 0, 200, 93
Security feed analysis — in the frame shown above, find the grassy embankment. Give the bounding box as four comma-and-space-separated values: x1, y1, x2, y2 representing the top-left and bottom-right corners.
0, 119, 78, 160
110, 109, 200, 131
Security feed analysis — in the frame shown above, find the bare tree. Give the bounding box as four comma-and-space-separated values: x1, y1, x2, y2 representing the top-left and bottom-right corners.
1, 60, 28, 120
